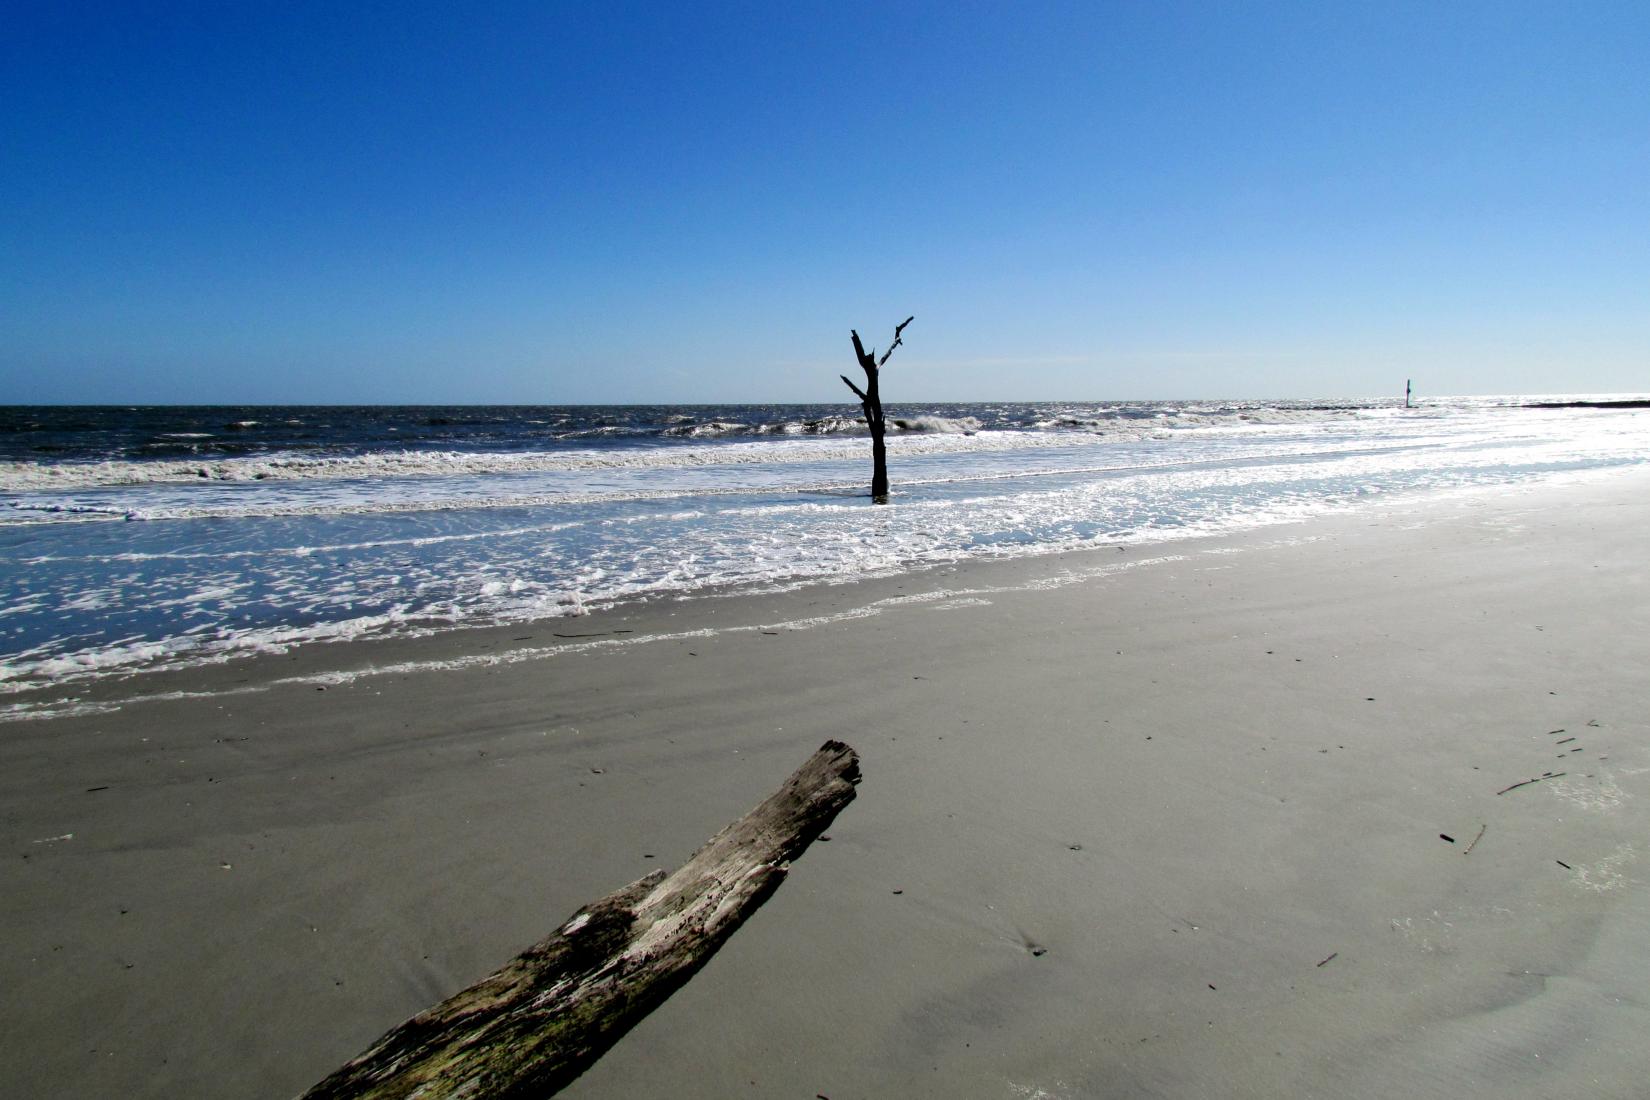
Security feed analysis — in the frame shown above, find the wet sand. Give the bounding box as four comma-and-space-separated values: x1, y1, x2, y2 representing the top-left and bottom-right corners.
3, 470, 1649, 1098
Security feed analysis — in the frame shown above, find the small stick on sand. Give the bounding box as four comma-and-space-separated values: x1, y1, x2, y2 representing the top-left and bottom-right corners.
1463, 824, 1487, 854
1496, 772, 1565, 796
1316, 952, 1338, 967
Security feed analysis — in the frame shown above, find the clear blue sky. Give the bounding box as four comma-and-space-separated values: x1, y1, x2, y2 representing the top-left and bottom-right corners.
3, 1, 1645, 404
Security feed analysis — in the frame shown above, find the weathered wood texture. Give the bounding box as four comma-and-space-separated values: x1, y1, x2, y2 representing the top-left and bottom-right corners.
300, 740, 861, 1099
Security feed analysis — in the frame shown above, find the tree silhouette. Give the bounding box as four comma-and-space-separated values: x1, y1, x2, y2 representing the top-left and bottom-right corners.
840, 315, 913, 503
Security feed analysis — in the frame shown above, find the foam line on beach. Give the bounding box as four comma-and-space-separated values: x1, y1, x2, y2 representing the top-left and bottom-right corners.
5, 447, 1644, 697
0, 437, 1443, 525
0, 457, 1629, 698
0, 552, 1190, 722
14, 520, 598, 564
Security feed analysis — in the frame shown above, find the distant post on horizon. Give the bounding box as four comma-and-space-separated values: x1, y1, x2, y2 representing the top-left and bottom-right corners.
1406, 379, 1413, 408
841, 316, 913, 504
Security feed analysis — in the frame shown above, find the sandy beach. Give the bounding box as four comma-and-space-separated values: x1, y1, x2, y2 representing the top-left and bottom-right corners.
4, 469, 1648, 1099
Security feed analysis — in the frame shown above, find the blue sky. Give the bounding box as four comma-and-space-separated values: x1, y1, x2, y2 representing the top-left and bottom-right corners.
3, 1, 1645, 404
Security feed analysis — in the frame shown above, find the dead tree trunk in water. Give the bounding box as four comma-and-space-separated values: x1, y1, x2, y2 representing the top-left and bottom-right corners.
300, 741, 861, 1099
841, 316, 913, 503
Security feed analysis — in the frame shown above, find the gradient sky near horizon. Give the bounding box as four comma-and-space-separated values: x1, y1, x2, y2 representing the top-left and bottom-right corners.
3, 2, 1646, 405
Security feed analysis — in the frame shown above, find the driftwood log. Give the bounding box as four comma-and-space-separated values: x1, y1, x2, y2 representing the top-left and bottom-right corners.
301, 740, 861, 1099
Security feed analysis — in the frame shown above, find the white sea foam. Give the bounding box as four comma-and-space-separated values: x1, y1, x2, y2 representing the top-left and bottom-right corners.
0, 552, 1188, 721
0, 433, 1020, 492
0, 434, 1457, 526
0, 606, 432, 688
0, 405, 1436, 496
0, 441, 1508, 692
2, 401, 1647, 705
890, 414, 984, 433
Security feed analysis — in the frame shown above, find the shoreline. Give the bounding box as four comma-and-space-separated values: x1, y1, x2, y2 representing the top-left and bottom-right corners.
2, 467, 1636, 723
5, 400, 1647, 702
4, 469, 1649, 1097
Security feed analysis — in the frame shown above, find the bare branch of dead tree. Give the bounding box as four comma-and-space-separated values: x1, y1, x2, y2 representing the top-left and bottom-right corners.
840, 316, 913, 503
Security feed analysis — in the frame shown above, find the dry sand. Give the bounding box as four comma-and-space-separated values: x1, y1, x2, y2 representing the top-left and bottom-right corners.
3, 470, 1649, 1098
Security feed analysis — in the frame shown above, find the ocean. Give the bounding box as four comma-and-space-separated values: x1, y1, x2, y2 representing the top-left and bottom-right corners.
3, 396, 1648, 713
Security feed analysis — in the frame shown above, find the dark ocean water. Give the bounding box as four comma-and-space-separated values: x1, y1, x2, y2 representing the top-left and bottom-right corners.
0, 400, 1379, 465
